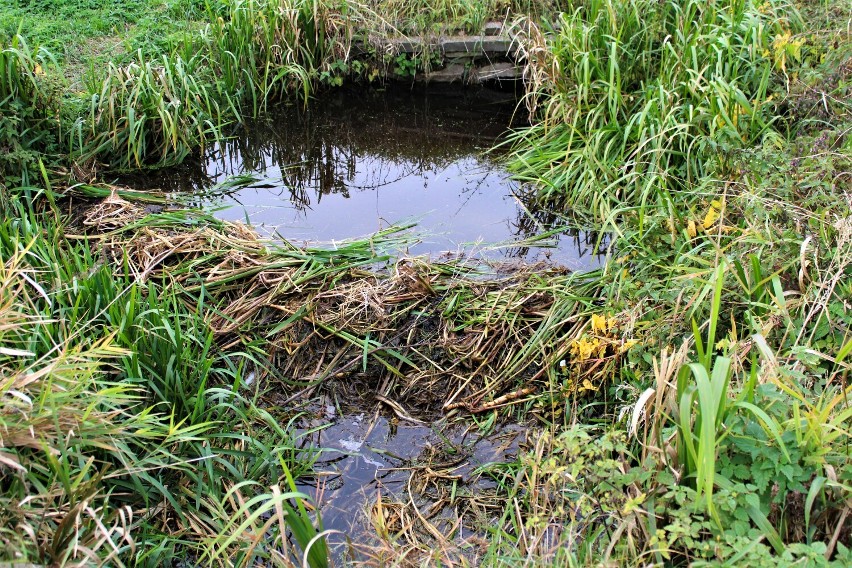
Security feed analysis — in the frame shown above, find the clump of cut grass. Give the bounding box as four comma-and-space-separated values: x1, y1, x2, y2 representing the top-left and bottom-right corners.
75, 193, 621, 419
15, 187, 627, 565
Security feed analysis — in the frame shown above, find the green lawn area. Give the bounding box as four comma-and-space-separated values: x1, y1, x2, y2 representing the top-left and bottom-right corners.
0, 0, 202, 78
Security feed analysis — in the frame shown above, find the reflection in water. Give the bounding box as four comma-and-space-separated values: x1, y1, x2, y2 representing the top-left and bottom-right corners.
124, 85, 605, 269
295, 405, 527, 559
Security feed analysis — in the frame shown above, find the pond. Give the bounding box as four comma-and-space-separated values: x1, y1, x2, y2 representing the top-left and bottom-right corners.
122, 84, 604, 558
128, 84, 604, 270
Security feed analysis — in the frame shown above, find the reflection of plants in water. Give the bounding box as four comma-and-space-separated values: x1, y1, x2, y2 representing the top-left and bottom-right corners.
204, 88, 516, 211
508, 185, 607, 260
123, 87, 582, 257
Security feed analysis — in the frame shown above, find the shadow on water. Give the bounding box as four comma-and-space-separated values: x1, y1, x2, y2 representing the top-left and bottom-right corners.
124, 84, 606, 270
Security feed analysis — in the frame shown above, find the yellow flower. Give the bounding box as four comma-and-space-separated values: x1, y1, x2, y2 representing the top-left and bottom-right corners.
687, 219, 697, 238
591, 313, 608, 334
702, 199, 724, 230
570, 337, 602, 361
772, 29, 805, 72
590, 313, 618, 335
703, 207, 719, 230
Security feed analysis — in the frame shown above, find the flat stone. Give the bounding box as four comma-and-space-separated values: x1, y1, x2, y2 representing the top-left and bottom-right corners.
440, 37, 516, 56
483, 22, 503, 36
481, 38, 516, 54
416, 63, 469, 83
414, 61, 522, 84
439, 38, 480, 55
352, 33, 521, 78
443, 52, 478, 60
474, 62, 521, 81
386, 38, 421, 53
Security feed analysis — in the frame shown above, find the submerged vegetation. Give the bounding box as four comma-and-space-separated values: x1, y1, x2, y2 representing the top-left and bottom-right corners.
1, 0, 851, 565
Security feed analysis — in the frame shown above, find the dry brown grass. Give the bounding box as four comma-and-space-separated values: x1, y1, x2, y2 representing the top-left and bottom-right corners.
74, 191, 620, 421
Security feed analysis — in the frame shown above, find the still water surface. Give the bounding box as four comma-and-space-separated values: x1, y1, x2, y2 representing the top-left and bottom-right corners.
130, 85, 604, 269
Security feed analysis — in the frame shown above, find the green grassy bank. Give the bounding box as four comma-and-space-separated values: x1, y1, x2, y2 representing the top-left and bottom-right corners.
1, 0, 851, 565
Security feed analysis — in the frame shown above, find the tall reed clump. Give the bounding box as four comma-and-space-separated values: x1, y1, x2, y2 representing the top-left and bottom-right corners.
202, 0, 353, 106
0, 35, 58, 180
0, 195, 328, 566
507, 0, 800, 221
71, 0, 355, 170
73, 51, 225, 170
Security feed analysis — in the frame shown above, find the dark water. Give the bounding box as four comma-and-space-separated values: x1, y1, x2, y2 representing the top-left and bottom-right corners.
295, 401, 526, 557
128, 85, 604, 269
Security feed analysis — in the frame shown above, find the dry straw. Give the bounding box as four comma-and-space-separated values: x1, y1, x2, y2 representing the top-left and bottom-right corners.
77, 190, 619, 417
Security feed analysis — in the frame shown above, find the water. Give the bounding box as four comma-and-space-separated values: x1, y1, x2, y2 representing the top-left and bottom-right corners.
294, 399, 526, 558
122, 85, 585, 556
128, 85, 604, 269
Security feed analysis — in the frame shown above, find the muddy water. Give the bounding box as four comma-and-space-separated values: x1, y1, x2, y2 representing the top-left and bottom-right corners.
129, 85, 604, 269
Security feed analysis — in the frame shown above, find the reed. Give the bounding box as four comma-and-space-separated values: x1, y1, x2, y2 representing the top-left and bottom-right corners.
0, 198, 328, 566
72, 51, 222, 169
507, 0, 800, 221
65, 0, 351, 170
0, 35, 59, 179
202, 0, 347, 105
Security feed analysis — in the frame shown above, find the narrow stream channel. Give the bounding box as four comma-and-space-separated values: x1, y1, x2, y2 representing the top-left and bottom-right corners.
295, 402, 526, 558
124, 84, 604, 558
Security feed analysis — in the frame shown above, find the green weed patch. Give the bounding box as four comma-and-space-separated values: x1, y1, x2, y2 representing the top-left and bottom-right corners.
1, 0, 850, 564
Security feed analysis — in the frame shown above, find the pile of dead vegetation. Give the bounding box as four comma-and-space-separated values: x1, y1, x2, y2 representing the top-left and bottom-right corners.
76, 188, 630, 419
